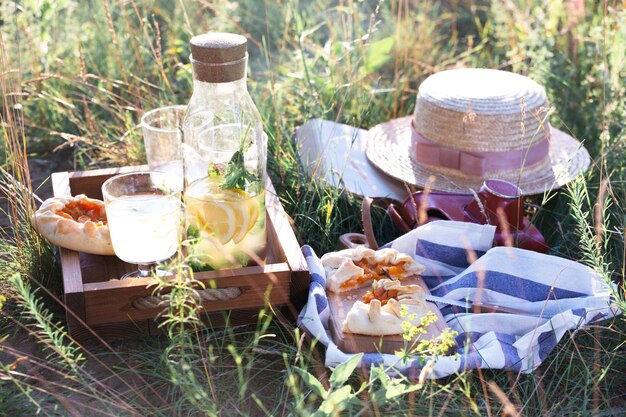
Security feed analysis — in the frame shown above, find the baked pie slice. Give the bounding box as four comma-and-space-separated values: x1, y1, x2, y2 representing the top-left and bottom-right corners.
321, 247, 425, 293
342, 278, 429, 336
31, 195, 114, 255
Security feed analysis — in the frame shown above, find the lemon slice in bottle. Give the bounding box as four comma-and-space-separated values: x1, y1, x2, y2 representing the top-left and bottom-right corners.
187, 184, 260, 245
189, 200, 235, 244
231, 193, 260, 244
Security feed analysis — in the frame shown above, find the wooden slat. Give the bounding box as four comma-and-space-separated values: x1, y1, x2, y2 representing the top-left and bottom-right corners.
68, 320, 152, 342
149, 308, 274, 337
83, 269, 291, 325
58, 248, 87, 326
69, 309, 274, 342
82, 262, 288, 291
52, 172, 87, 326
265, 179, 309, 309
68, 165, 148, 199
79, 252, 136, 283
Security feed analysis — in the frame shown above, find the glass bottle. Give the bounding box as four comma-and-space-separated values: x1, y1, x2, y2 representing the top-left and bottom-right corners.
182, 33, 266, 269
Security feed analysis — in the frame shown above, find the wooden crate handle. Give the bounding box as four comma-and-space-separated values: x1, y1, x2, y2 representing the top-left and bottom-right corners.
131, 286, 244, 310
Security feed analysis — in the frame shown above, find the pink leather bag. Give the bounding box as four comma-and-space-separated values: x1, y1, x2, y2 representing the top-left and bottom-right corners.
340, 179, 548, 253
386, 179, 548, 253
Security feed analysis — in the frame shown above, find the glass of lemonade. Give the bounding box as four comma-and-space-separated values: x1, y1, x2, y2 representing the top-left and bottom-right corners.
184, 175, 265, 269
102, 171, 182, 278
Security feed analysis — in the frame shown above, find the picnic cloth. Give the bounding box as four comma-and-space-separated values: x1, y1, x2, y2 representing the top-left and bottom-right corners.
297, 221, 618, 378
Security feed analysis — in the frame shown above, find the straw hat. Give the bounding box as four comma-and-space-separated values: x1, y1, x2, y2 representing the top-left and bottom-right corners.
366, 68, 591, 195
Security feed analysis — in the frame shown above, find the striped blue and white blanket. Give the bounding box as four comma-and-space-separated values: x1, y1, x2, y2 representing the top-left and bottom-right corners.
297, 221, 618, 378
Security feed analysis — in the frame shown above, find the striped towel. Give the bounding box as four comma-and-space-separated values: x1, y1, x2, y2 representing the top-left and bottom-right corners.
297, 221, 618, 378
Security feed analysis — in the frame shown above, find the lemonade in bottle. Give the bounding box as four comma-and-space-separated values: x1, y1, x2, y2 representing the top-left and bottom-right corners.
185, 176, 264, 269
182, 33, 266, 269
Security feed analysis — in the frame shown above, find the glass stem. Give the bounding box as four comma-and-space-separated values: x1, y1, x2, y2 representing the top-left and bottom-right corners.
137, 263, 153, 278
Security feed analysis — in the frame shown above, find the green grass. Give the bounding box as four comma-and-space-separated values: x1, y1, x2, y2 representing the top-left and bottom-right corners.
1, 0, 625, 415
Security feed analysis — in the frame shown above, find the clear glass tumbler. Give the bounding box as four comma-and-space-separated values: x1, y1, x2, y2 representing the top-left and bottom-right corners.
141, 105, 186, 192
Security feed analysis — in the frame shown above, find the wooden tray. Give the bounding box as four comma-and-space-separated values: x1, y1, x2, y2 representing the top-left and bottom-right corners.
328, 276, 453, 354
51, 166, 309, 340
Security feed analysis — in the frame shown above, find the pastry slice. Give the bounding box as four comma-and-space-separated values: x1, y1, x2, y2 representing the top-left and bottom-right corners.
31, 195, 114, 255
321, 247, 425, 293
342, 278, 429, 336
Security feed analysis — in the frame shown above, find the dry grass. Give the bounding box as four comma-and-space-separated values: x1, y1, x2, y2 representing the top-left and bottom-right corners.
0, 0, 625, 415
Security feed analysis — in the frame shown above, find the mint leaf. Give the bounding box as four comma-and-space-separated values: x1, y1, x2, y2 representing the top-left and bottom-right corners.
220, 147, 258, 190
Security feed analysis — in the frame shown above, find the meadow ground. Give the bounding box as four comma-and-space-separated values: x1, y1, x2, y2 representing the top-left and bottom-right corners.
1, 1, 625, 416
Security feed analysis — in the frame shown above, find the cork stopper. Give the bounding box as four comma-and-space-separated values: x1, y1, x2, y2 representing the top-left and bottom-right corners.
190, 33, 248, 83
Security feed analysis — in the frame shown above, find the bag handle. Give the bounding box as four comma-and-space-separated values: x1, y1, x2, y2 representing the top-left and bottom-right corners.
336, 197, 380, 250
361, 197, 379, 250
337, 197, 405, 250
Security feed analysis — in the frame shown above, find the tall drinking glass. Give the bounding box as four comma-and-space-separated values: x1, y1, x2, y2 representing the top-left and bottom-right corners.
102, 171, 182, 278
141, 105, 185, 191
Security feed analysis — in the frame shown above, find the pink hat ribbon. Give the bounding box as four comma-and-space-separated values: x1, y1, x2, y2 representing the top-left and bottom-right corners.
411, 122, 550, 176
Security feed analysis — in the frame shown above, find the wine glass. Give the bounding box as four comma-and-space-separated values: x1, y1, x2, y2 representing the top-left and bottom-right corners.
102, 171, 182, 278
